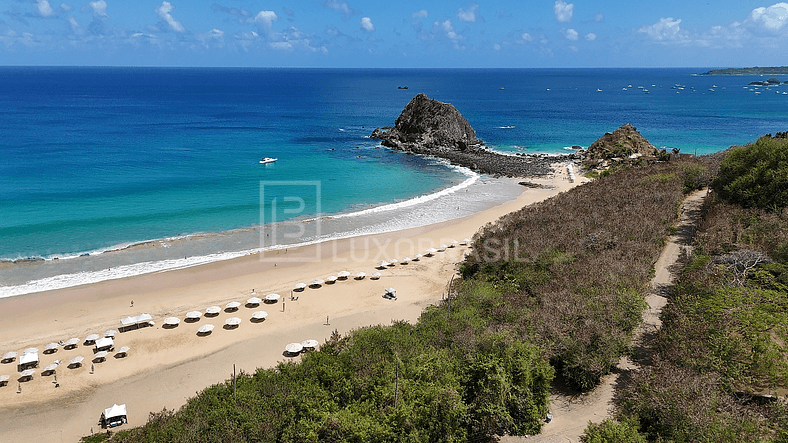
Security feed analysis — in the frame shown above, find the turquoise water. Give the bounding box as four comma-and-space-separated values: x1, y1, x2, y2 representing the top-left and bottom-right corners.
1, 67, 786, 295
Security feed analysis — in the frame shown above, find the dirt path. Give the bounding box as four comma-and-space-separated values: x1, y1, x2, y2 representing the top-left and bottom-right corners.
502, 189, 708, 442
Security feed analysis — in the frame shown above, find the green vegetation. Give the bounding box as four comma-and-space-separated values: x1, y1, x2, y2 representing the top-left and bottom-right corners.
712, 134, 788, 211
92, 158, 716, 442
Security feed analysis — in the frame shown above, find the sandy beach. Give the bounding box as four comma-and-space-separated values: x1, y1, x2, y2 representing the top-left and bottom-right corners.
0, 166, 583, 442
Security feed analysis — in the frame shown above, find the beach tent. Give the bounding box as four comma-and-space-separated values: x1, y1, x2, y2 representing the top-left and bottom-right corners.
94, 337, 114, 352
0, 375, 9, 386
19, 369, 35, 380
120, 313, 153, 331
18, 350, 39, 371
104, 404, 127, 428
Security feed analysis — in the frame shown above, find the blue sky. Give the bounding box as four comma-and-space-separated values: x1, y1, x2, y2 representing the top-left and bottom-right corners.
2, 0, 788, 67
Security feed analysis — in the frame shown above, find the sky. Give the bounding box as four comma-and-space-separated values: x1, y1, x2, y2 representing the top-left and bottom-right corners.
2, 0, 788, 67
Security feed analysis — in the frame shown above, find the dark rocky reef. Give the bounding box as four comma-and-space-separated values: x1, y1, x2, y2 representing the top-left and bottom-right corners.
371, 94, 579, 177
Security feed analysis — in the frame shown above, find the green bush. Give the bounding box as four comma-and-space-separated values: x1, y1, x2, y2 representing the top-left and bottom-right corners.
581, 418, 646, 443
712, 135, 788, 210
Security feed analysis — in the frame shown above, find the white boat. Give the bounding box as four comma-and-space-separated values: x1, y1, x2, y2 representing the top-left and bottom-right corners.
259, 157, 277, 164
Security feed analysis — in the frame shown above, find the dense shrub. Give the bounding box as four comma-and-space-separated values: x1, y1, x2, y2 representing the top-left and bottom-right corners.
581, 418, 646, 443
712, 135, 788, 210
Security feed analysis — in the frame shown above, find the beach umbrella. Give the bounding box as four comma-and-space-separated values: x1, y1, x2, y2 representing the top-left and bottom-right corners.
197, 324, 214, 334
85, 334, 100, 343
246, 296, 262, 305
450, 240, 459, 247
310, 279, 324, 287
93, 351, 108, 361
42, 363, 58, 373
377, 261, 389, 269
69, 356, 84, 365
164, 317, 181, 326
44, 343, 59, 352
285, 343, 303, 354
225, 317, 242, 327
2, 351, 17, 361
225, 301, 241, 310
439, 244, 448, 250
425, 248, 437, 256
355, 271, 366, 280
389, 259, 397, 266
401, 257, 410, 263
19, 369, 35, 378
252, 311, 268, 320
265, 293, 281, 302
326, 275, 337, 283
103, 329, 117, 337
337, 271, 351, 279
205, 306, 222, 315
186, 311, 202, 320
301, 339, 318, 349
23, 347, 38, 355
462, 238, 471, 245
371, 272, 382, 280
295, 282, 307, 290
385, 287, 396, 294
0, 375, 9, 383
413, 253, 422, 261
64, 338, 80, 348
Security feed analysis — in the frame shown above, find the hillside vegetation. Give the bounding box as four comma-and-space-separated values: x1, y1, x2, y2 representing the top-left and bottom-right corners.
91, 158, 716, 442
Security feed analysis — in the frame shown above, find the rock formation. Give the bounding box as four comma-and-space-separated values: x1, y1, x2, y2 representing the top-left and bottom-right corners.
583, 123, 663, 168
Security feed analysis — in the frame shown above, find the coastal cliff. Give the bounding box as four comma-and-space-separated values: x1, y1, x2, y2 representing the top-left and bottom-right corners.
371, 94, 578, 177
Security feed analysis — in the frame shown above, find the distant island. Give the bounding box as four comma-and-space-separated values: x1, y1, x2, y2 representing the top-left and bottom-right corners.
702, 66, 788, 75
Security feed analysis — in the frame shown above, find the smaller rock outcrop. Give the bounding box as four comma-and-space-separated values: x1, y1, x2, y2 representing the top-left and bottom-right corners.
583, 123, 663, 168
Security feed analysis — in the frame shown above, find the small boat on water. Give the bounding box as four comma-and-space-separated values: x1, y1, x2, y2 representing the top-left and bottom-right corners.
259, 157, 277, 164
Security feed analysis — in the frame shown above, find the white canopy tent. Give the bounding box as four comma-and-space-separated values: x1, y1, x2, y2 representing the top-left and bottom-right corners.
120, 313, 153, 330
104, 404, 128, 428
18, 350, 39, 371
95, 337, 114, 352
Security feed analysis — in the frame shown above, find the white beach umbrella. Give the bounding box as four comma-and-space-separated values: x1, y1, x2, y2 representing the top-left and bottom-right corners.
42, 363, 58, 373
246, 297, 262, 305
301, 339, 319, 349
69, 356, 84, 365
462, 238, 471, 245
186, 311, 202, 320
23, 347, 38, 355
295, 282, 307, 290
44, 343, 59, 352
337, 271, 351, 279
326, 275, 337, 283
377, 261, 389, 269
355, 271, 366, 280
2, 351, 17, 361
205, 306, 222, 315
371, 272, 382, 280
412, 254, 422, 261
0, 375, 9, 383
225, 317, 242, 327
164, 317, 181, 326
388, 260, 397, 266
93, 351, 108, 360
19, 369, 35, 378
252, 311, 268, 320
117, 346, 130, 356
64, 338, 80, 347
385, 287, 396, 294
225, 301, 241, 310
425, 248, 438, 256
310, 279, 324, 287
197, 324, 215, 334
85, 334, 100, 343
285, 343, 303, 354
103, 329, 117, 337
439, 244, 448, 250
450, 240, 459, 247
265, 293, 281, 302
401, 257, 410, 263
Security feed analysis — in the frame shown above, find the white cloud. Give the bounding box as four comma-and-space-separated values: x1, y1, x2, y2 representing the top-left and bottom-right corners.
746, 2, 788, 34
251, 10, 278, 28
494, 43, 500, 50
324, 0, 353, 17
270, 41, 292, 50
522, 32, 532, 41
594, 13, 604, 22
156, 1, 185, 33
554, 1, 573, 23
457, 3, 479, 22
585, 32, 596, 41
412, 10, 428, 19
360, 16, 374, 32
638, 17, 686, 41
36, 0, 54, 17
90, 0, 107, 18
565, 28, 578, 40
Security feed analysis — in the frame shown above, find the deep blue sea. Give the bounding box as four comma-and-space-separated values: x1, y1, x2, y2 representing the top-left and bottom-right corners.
1, 67, 787, 296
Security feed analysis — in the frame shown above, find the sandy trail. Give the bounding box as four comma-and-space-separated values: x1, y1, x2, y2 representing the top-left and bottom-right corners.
503, 189, 708, 442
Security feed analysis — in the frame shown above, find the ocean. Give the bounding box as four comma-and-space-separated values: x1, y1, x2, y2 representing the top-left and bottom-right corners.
1, 67, 786, 296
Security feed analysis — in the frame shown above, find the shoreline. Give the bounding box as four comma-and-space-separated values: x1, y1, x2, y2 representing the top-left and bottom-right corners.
0, 165, 585, 442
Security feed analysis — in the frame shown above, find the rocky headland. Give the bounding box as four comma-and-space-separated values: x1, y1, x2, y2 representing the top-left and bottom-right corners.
370, 93, 580, 177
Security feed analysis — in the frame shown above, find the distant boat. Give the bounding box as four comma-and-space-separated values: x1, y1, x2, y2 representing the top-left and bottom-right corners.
259, 157, 277, 164
596, 88, 602, 92
397, 86, 408, 89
